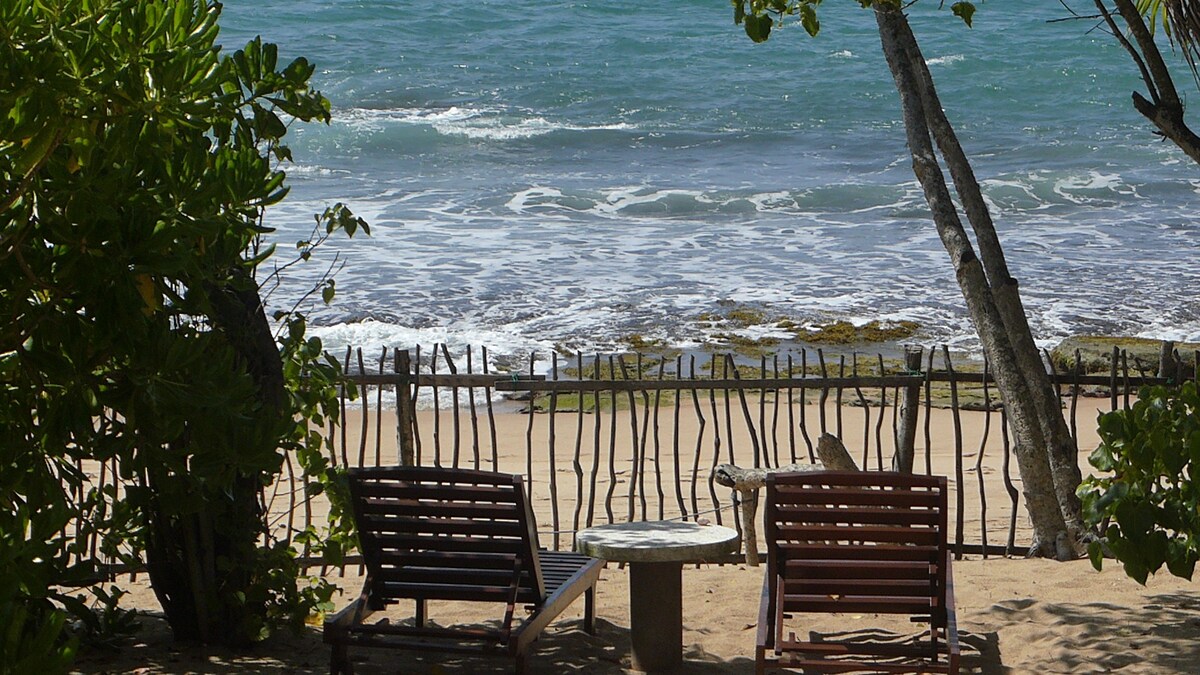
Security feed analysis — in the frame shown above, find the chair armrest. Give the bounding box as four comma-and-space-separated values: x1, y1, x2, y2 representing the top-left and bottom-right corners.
944, 551, 960, 666
323, 575, 374, 639
756, 570, 773, 652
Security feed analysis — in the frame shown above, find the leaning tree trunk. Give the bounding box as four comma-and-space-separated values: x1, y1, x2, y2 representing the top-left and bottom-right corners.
143, 271, 286, 645
885, 14, 1085, 539
874, 4, 1075, 558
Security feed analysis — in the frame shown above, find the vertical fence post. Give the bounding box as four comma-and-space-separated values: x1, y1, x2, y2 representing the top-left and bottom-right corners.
892, 346, 923, 473
395, 349, 416, 466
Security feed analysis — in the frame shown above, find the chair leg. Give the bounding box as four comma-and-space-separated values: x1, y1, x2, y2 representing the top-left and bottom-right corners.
583, 585, 596, 634
514, 652, 527, 675
330, 641, 353, 675
416, 598, 428, 627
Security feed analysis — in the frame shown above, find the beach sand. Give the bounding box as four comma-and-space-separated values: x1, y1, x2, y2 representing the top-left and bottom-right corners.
72, 398, 1200, 674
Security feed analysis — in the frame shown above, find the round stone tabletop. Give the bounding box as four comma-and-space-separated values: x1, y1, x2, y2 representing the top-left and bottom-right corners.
574, 520, 740, 564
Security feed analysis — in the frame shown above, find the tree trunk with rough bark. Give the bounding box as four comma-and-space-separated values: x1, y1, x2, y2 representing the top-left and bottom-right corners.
874, 4, 1077, 559
884, 12, 1084, 539
144, 272, 286, 644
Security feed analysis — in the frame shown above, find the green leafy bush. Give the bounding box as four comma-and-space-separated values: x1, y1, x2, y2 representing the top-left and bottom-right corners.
1079, 382, 1200, 583
2, 0, 365, 656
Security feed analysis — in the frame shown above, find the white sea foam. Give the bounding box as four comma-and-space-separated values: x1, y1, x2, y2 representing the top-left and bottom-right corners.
285, 164, 351, 177
334, 105, 634, 140
926, 54, 964, 66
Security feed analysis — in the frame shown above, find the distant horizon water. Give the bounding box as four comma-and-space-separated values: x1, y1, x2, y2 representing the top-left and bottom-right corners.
221, 1, 1200, 369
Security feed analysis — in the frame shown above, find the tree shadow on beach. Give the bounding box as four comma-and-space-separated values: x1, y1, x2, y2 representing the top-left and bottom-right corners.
72, 615, 758, 674
970, 592, 1200, 674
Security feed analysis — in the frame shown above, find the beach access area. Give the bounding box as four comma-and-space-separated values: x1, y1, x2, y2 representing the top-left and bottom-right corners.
73, 344, 1200, 674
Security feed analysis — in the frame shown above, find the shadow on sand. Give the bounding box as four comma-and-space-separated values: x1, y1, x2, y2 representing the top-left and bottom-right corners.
961, 591, 1200, 674
72, 615, 756, 674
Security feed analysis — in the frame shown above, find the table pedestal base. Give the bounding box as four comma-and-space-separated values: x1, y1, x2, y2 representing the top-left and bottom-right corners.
629, 561, 683, 673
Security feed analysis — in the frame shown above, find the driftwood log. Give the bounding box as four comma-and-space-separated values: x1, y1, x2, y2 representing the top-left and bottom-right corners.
712, 434, 858, 566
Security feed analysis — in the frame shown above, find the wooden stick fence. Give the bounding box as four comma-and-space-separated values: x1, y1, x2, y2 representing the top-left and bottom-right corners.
66, 341, 1193, 581
313, 344, 1180, 564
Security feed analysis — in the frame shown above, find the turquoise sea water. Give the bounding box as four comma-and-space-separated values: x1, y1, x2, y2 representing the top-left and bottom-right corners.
220, 1, 1199, 363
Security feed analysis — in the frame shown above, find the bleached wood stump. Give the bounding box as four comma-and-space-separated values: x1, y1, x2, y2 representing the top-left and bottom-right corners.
712, 434, 859, 565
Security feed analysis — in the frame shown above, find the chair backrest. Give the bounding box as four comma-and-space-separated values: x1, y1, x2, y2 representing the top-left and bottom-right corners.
348, 466, 546, 607
764, 471, 949, 622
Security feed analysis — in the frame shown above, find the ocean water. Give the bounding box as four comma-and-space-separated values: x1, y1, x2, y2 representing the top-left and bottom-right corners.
219, 0, 1200, 366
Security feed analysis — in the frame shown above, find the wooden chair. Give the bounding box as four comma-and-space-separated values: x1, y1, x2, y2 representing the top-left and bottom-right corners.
324, 466, 604, 674
757, 471, 959, 674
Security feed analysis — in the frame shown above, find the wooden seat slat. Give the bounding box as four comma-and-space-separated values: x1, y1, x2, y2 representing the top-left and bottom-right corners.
775, 504, 941, 526
776, 524, 940, 546
375, 550, 521, 569
348, 622, 503, 641
376, 581, 542, 604
781, 593, 934, 614
359, 498, 522, 520
784, 560, 937, 580
773, 486, 941, 508
359, 515, 526, 538
371, 533, 526, 554
353, 482, 518, 503
374, 566, 533, 587
783, 578, 934, 597
777, 542, 938, 561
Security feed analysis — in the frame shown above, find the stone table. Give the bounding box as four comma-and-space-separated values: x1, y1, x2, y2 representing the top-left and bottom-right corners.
574, 520, 739, 673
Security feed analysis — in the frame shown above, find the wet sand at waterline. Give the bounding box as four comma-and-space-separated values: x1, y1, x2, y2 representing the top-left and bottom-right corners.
74, 398, 1200, 674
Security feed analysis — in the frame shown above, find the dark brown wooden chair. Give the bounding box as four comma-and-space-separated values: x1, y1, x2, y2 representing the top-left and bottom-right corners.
324, 466, 604, 674
757, 471, 959, 674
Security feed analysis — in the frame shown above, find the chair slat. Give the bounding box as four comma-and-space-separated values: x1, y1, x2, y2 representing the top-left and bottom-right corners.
359, 498, 521, 520
359, 515, 526, 538
782, 578, 934, 597
371, 533, 527, 554
354, 482, 518, 503
775, 524, 940, 546
778, 542, 939, 562
375, 581, 541, 604
773, 485, 941, 508
775, 504, 941, 526
784, 559, 937, 579
781, 593, 934, 614
374, 566, 531, 587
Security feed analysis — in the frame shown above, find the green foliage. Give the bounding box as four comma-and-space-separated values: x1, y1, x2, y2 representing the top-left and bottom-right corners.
731, 0, 974, 43
0, 599, 78, 675
63, 587, 140, 652
1, 0, 365, 656
1079, 383, 1200, 584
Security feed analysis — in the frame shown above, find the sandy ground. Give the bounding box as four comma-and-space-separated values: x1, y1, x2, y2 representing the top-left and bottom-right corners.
71, 397, 1200, 674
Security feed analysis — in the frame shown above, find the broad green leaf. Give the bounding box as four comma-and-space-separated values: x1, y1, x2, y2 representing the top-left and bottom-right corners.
951, 2, 976, 28
1087, 539, 1105, 571
744, 13, 773, 43
800, 4, 820, 37
1088, 443, 1116, 472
